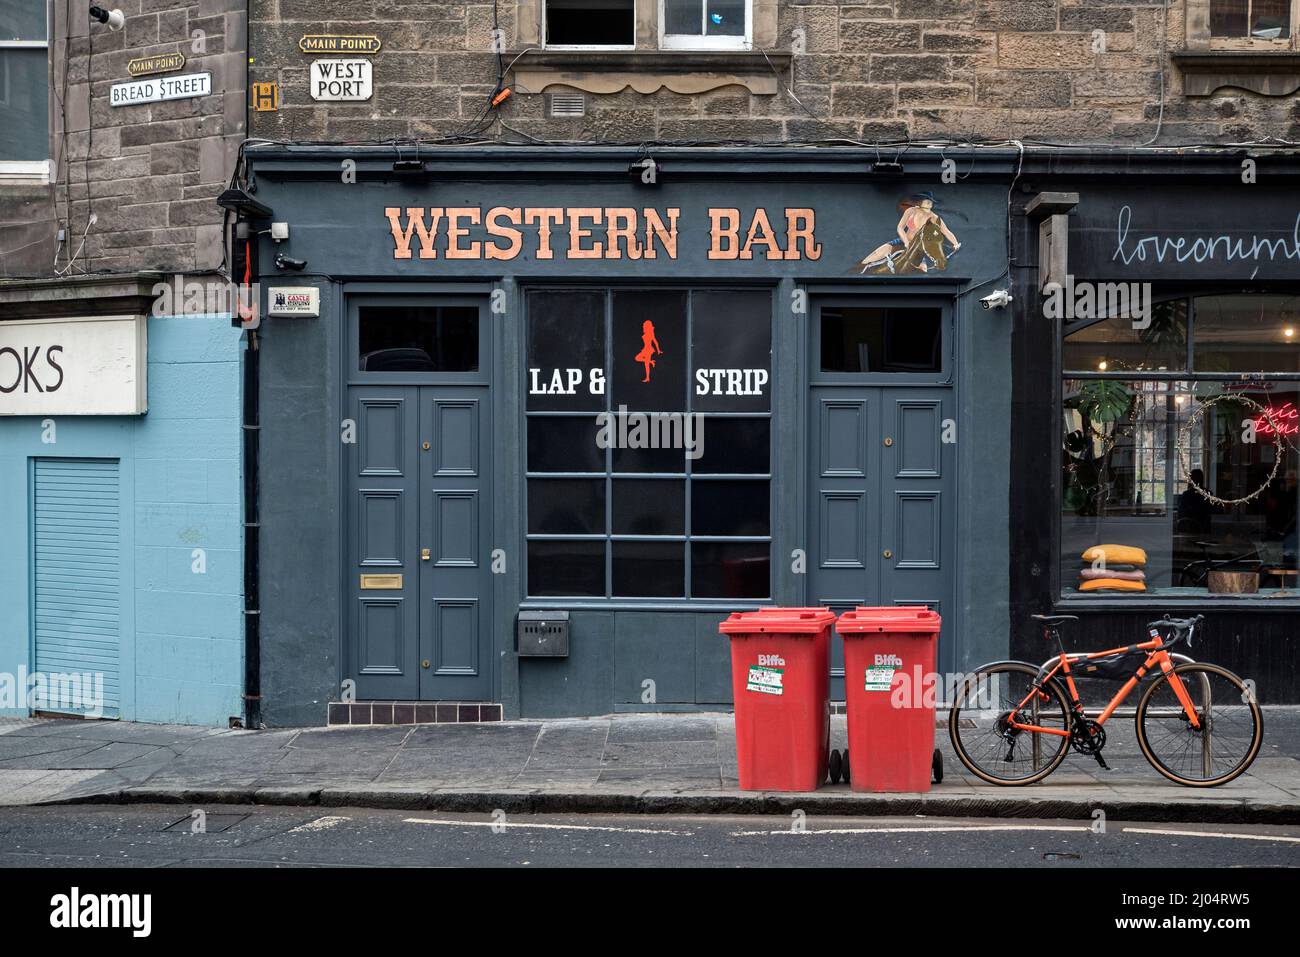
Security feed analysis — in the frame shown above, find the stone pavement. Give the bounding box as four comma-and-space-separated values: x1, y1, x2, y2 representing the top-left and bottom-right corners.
2, 710, 1298, 823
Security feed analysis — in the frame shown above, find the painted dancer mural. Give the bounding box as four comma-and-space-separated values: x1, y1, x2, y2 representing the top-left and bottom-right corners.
855, 193, 961, 274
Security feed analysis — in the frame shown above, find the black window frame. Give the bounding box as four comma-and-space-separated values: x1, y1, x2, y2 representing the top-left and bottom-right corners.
523, 285, 774, 602
1056, 287, 1300, 603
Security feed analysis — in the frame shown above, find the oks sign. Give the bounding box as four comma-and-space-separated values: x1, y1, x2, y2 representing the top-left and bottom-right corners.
0, 316, 147, 416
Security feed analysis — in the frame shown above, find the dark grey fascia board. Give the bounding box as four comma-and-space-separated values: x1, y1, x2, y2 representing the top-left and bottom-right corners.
243, 143, 1300, 184
243, 144, 1024, 182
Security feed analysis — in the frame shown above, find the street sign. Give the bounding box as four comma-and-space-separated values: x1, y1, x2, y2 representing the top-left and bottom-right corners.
109, 72, 211, 107
127, 51, 185, 77
309, 59, 372, 101
299, 34, 381, 54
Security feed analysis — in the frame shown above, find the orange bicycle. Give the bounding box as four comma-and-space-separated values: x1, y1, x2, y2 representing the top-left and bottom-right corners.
949, 614, 1263, 787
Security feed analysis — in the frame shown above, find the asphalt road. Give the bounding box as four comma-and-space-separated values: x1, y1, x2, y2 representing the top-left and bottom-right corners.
0, 805, 1296, 867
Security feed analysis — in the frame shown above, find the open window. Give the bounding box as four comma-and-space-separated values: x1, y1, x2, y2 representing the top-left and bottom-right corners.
544, 0, 636, 49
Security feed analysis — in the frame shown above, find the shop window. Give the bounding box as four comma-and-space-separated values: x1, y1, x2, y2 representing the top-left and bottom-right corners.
661, 0, 751, 50
545, 0, 635, 48
820, 307, 943, 374
1062, 299, 1188, 374
357, 305, 478, 372
1061, 294, 1300, 599
0, 0, 50, 182
525, 287, 773, 599
1210, 0, 1294, 39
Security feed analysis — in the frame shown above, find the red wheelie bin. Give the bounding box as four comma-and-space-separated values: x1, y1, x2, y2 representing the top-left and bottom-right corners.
836, 606, 942, 792
719, 607, 835, 792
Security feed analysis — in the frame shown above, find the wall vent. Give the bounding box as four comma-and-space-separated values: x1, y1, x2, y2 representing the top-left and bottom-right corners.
548, 92, 586, 118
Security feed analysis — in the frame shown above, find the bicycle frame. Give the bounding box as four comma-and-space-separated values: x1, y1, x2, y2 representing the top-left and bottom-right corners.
1010, 636, 1202, 736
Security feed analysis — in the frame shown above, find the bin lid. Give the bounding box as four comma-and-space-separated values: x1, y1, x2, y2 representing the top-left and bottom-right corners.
836, 606, 941, 634
718, 607, 837, 635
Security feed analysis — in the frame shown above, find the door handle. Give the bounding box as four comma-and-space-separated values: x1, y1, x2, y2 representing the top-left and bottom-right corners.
883, 437, 894, 447
882, 549, 893, 559
421, 548, 431, 561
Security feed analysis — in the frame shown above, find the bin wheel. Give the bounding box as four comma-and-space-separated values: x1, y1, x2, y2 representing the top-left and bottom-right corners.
932, 748, 943, 784
842, 749, 850, 785
828, 749, 842, 784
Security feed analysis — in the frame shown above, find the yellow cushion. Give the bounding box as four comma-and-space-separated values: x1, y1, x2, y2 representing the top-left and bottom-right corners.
1079, 578, 1146, 592
1081, 544, 1147, 566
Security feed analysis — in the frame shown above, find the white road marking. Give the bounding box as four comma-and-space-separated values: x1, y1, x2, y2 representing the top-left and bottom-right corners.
730, 824, 1093, 837
402, 817, 692, 836
288, 815, 350, 834
1122, 826, 1300, 844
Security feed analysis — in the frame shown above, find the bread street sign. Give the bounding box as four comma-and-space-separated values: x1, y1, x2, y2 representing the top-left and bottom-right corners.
309, 59, 372, 101
127, 51, 185, 77
110, 72, 211, 107
299, 34, 381, 54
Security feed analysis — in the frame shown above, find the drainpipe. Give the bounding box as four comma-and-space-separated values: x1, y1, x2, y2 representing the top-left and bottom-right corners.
242, 324, 262, 729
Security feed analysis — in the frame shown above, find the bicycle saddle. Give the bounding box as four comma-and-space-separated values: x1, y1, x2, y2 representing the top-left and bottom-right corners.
1031, 614, 1079, 627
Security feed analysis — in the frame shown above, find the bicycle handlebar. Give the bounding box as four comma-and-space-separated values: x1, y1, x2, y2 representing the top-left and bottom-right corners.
1146, 614, 1205, 648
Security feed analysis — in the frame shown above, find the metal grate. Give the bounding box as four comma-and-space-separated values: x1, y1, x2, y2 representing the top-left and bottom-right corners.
548, 92, 585, 118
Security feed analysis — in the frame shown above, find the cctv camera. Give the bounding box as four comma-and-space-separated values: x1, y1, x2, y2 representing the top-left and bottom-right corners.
89, 6, 125, 30
980, 289, 1013, 310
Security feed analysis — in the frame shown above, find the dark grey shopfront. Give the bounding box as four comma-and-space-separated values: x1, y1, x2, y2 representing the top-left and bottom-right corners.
244, 147, 1015, 726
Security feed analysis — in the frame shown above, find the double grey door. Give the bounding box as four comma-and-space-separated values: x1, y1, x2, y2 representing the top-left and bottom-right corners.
346, 298, 492, 702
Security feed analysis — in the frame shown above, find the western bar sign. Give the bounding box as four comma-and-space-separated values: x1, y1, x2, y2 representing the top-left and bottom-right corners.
0, 315, 147, 416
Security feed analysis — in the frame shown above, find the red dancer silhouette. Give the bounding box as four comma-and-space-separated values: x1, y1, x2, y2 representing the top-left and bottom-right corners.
635, 319, 662, 383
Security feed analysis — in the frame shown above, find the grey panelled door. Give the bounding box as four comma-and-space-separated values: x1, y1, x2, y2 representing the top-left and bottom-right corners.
808, 386, 956, 697
347, 384, 493, 700
346, 298, 493, 702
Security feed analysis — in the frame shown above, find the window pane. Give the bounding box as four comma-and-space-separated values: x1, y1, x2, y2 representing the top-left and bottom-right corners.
528, 416, 604, 472
613, 442, 684, 473
0, 1, 46, 40
358, 305, 477, 371
613, 541, 684, 597
528, 478, 604, 534
663, 0, 699, 34
1212, 0, 1293, 37
692, 480, 769, 536
528, 541, 605, 596
1063, 299, 1187, 373
1192, 295, 1300, 374
705, 0, 745, 37
692, 289, 771, 412
694, 418, 769, 474
1061, 379, 1300, 596
820, 307, 942, 373
527, 289, 605, 411
692, 541, 769, 598
612, 290, 687, 411
546, 0, 634, 46
0, 49, 48, 162
613, 479, 684, 534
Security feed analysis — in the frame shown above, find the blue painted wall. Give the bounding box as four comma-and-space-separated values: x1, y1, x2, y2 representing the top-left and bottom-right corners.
0, 315, 243, 725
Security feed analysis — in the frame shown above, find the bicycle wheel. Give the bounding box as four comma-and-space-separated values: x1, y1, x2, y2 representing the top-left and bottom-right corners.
1135, 663, 1263, 787
949, 662, 1072, 786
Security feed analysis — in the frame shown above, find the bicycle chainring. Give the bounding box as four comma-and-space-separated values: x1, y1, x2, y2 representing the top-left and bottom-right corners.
1069, 719, 1107, 755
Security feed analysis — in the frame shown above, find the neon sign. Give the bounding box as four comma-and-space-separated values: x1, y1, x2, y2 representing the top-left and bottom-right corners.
1255, 402, 1300, 437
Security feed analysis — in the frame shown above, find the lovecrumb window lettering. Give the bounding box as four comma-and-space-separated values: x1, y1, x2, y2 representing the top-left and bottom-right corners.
525, 287, 772, 599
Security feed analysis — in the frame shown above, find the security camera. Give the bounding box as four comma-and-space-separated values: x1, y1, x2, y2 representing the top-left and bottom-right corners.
274, 254, 307, 271
89, 6, 125, 30
980, 289, 1013, 310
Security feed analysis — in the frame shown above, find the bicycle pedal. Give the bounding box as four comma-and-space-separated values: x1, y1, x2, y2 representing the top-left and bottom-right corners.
1094, 754, 1111, 770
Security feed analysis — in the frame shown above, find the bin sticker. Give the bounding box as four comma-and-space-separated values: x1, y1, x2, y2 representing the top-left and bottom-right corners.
865, 666, 896, 692
747, 665, 784, 695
